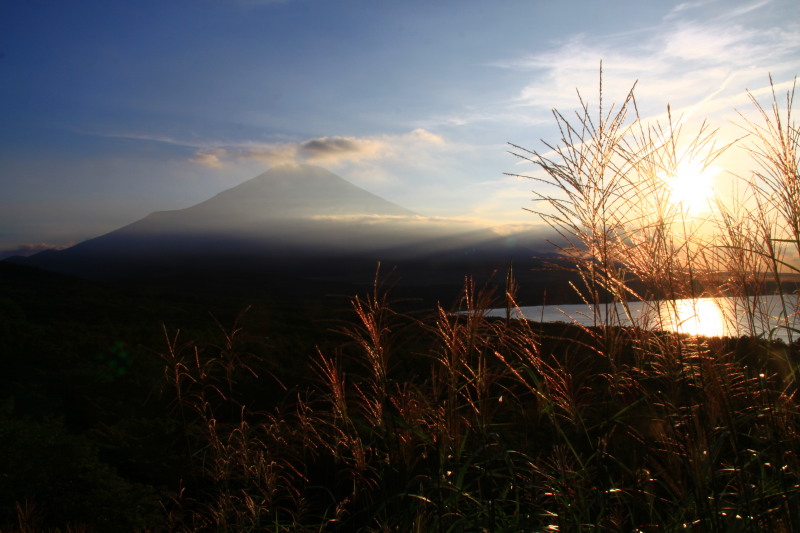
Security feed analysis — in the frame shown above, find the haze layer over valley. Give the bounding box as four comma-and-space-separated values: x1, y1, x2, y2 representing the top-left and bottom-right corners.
8, 164, 554, 302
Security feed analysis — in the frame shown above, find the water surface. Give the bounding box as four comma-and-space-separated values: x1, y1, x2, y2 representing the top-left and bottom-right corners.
487, 294, 799, 344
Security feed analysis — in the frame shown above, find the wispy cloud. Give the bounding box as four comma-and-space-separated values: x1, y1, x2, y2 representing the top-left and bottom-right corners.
717, 0, 772, 20
76, 129, 198, 147
238, 143, 298, 166
309, 214, 475, 225
499, 1, 799, 124
191, 148, 229, 168
299, 137, 385, 164
307, 213, 546, 236
0, 242, 72, 260
191, 128, 445, 169
667, 0, 720, 18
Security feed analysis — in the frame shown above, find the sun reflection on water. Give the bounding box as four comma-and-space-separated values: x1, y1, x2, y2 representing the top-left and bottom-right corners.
493, 294, 798, 344
656, 298, 727, 337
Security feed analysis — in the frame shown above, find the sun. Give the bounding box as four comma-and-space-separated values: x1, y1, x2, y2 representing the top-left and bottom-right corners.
661, 160, 718, 215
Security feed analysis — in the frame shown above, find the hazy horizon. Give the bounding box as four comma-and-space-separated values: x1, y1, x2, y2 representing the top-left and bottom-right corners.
0, 163, 553, 260
2, 0, 798, 256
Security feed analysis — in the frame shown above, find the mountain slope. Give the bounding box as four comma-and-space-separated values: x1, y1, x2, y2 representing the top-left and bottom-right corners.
124, 164, 417, 236
192, 163, 417, 219
7, 164, 550, 299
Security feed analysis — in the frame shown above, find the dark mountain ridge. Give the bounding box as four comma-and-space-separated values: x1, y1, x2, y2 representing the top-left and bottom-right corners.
7, 164, 557, 303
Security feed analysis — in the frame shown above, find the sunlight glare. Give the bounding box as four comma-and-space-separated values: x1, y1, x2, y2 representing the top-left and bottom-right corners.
658, 298, 726, 337
661, 160, 718, 215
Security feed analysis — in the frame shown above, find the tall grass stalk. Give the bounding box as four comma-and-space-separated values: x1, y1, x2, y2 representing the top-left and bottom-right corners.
736, 77, 800, 344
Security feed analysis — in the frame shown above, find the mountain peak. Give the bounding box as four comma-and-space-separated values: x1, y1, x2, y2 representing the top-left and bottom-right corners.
190, 164, 416, 219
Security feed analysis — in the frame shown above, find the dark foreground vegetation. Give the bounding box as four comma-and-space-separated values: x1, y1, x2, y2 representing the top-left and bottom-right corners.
2, 74, 799, 531
2, 262, 800, 532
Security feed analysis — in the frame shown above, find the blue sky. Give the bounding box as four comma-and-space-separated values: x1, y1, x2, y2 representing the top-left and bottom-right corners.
1, 0, 798, 255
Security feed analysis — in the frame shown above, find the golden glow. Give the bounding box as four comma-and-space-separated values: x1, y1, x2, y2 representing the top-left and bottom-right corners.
658, 298, 726, 337
661, 160, 718, 215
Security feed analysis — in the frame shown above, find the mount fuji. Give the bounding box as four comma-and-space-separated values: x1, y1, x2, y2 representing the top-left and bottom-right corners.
8, 164, 551, 300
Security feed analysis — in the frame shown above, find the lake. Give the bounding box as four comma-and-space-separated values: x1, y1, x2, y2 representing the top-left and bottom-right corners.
485, 294, 799, 344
